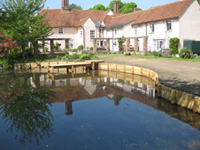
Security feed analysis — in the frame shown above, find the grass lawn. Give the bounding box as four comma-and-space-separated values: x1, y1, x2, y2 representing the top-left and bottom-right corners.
97, 54, 200, 62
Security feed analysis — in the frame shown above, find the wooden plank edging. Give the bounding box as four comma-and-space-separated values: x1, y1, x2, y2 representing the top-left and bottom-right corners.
99, 63, 200, 114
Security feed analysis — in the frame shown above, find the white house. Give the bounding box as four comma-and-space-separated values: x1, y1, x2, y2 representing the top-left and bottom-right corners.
41, 0, 200, 53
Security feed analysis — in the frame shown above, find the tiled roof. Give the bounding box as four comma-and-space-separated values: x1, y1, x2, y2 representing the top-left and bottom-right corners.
41, 0, 193, 28
133, 0, 193, 25
41, 9, 111, 27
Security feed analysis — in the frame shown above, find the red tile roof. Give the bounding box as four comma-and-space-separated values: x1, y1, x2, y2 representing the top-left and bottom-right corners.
41, 0, 193, 28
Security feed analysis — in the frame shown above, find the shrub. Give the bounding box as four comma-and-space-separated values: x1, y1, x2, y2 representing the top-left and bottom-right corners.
73, 49, 77, 52
152, 50, 161, 57
179, 47, 194, 59
80, 53, 91, 60
118, 36, 125, 52
77, 45, 83, 50
169, 37, 180, 54
61, 55, 70, 60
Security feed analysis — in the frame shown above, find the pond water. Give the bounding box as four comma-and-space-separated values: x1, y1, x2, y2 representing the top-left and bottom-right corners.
0, 70, 200, 150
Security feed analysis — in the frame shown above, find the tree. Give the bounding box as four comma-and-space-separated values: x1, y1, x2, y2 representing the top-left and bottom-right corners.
92, 4, 106, 11
0, 0, 53, 57
120, 2, 137, 14
70, 3, 82, 10
107, 0, 124, 11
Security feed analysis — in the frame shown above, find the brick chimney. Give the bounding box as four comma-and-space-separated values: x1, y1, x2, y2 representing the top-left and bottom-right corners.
113, 1, 119, 13
134, 8, 141, 12
62, 0, 70, 12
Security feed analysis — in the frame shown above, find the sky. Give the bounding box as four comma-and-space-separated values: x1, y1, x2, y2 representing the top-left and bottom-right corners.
44, 0, 179, 10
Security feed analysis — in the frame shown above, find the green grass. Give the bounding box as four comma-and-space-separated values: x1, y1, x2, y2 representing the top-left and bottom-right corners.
97, 54, 200, 62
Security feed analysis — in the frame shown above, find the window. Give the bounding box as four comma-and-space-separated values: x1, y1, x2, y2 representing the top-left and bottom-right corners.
79, 31, 83, 37
166, 21, 171, 31
115, 29, 117, 35
90, 30, 95, 39
150, 24, 154, 33
104, 41, 107, 47
58, 27, 64, 34
154, 40, 164, 51
134, 26, 137, 36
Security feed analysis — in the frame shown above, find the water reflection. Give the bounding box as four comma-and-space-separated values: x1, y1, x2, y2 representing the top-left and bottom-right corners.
0, 72, 54, 145
30, 70, 200, 131
1, 70, 200, 148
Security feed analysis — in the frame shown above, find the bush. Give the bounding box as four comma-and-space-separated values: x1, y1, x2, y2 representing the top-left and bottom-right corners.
179, 47, 194, 59
73, 49, 77, 52
169, 37, 180, 54
152, 50, 161, 57
77, 45, 83, 50
80, 53, 90, 60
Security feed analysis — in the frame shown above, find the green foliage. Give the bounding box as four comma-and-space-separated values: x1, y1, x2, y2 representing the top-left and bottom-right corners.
179, 47, 194, 59
70, 3, 83, 10
73, 49, 77, 52
106, 0, 137, 14
0, 0, 53, 57
77, 45, 84, 50
61, 54, 81, 60
54, 42, 60, 51
89, 4, 106, 11
169, 37, 180, 54
120, 2, 137, 14
107, 0, 124, 11
152, 50, 161, 57
80, 53, 91, 60
118, 36, 125, 52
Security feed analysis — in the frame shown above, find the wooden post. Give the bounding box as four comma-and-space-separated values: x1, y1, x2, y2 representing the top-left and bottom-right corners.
106, 38, 110, 54
125, 38, 130, 55
50, 39, 54, 54
134, 37, 138, 54
93, 39, 97, 54
65, 39, 69, 54
143, 37, 148, 56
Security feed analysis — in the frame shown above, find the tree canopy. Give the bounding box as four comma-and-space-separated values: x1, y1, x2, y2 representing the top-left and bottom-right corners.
0, 0, 53, 57
89, 0, 138, 14
70, 3, 82, 10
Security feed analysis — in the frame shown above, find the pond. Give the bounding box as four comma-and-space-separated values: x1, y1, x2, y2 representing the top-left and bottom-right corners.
0, 70, 200, 150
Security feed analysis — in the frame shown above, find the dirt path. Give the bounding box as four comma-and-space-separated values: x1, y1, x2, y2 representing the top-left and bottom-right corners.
98, 55, 200, 96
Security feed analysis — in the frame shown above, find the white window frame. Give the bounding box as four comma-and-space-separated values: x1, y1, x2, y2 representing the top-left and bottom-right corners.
166, 20, 172, 31
58, 27, 64, 34
90, 30, 95, 39
154, 40, 164, 51
150, 23, 154, 33
134, 26, 137, 36
115, 29, 117, 35
79, 31, 83, 37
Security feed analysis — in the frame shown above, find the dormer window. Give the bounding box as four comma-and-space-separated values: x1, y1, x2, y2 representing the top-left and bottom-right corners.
58, 27, 64, 34
150, 24, 154, 33
167, 21, 171, 31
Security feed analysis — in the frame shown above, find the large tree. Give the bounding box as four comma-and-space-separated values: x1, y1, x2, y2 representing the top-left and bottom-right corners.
70, 3, 82, 10
120, 2, 137, 14
88, 4, 106, 11
0, 0, 53, 57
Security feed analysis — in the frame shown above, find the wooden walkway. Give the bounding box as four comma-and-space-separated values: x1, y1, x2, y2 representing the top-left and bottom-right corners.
48, 60, 104, 73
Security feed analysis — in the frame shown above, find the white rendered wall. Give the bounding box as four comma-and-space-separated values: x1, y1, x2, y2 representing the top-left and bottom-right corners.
179, 0, 200, 49
83, 18, 96, 49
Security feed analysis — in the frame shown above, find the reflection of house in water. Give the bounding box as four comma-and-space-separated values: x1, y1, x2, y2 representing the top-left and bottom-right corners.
30, 71, 157, 117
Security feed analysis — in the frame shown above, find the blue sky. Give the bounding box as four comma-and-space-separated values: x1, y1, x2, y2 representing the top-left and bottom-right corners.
45, 0, 178, 10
